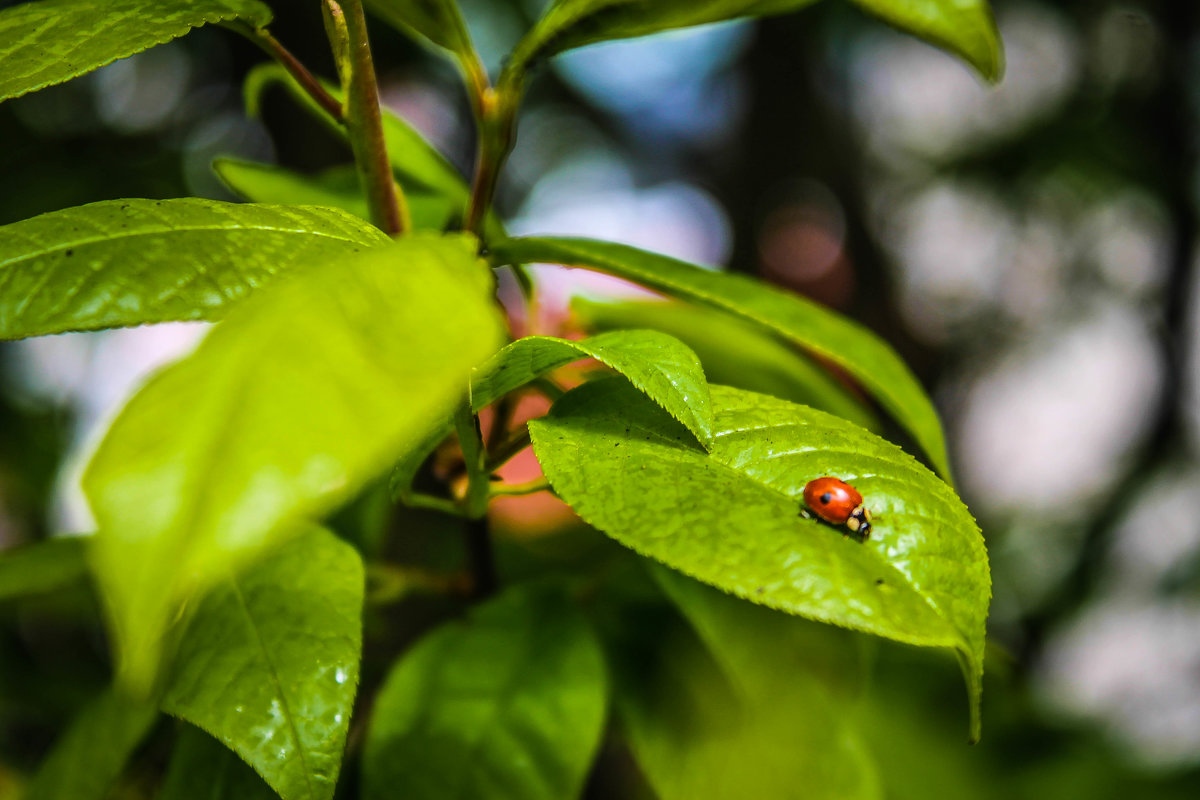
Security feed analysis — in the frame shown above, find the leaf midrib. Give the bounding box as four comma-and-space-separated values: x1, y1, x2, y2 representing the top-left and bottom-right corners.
0, 219, 380, 271
230, 577, 318, 800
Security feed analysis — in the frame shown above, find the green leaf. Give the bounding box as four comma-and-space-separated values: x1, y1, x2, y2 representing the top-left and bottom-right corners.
362, 584, 607, 800
491, 236, 951, 478
162, 528, 363, 800
506, 0, 820, 81
0, 199, 389, 340
850, 0, 1003, 82
572, 297, 876, 431
599, 575, 880, 800
505, 0, 1000, 84
83, 234, 505, 693
161, 724, 278, 800
364, 0, 475, 59
25, 687, 157, 800
391, 328, 714, 503
529, 379, 989, 740
0, 536, 89, 603
213, 159, 458, 231
472, 330, 714, 446
0, 0, 271, 104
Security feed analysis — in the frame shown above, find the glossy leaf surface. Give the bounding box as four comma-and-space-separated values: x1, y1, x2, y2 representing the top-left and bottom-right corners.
162, 529, 363, 800
83, 234, 504, 692
0, 199, 389, 340
0, 536, 89, 603
362, 585, 607, 800
0, 0, 271, 103
472, 330, 714, 446
212, 159, 457, 231
572, 297, 876, 430
492, 236, 950, 477
529, 379, 988, 738
25, 688, 157, 800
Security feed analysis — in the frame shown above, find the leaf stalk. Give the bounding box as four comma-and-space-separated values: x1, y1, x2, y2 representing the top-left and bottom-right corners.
228, 23, 344, 122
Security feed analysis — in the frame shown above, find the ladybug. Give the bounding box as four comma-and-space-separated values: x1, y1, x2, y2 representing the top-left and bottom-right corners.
802, 476, 872, 539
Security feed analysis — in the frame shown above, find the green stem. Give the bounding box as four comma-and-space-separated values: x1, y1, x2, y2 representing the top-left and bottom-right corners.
489, 477, 550, 497
464, 88, 518, 238
454, 404, 491, 519
228, 23, 344, 123
366, 563, 471, 606
454, 403, 499, 597
485, 425, 531, 472
322, 0, 409, 236
532, 377, 566, 402
399, 491, 463, 516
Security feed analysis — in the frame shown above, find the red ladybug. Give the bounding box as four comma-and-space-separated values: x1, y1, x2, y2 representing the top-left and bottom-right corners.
802, 477, 872, 538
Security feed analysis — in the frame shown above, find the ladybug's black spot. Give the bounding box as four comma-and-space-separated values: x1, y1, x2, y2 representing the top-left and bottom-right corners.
820, 492, 832, 504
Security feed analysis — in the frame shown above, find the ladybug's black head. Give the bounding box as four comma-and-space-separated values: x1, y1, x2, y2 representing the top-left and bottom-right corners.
847, 506, 871, 539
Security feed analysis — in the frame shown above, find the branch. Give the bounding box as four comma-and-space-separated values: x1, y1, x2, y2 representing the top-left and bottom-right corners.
464, 88, 519, 238
225, 22, 344, 123
322, 0, 409, 235
464, 517, 497, 599
490, 477, 550, 497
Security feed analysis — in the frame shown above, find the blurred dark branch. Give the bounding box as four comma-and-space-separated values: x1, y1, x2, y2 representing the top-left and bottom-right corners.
464, 517, 498, 599
709, 13, 936, 376
1021, 1, 1197, 659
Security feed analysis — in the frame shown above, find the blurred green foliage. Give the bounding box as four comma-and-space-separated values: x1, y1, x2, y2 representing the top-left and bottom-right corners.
0, 0, 1198, 798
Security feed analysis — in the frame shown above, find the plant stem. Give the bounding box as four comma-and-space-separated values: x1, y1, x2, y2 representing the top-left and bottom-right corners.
464, 88, 518, 238
366, 563, 471, 606
398, 491, 463, 516
490, 477, 550, 497
228, 22, 345, 123
464, 517, 497, 599
485, 426, 531, 472
322, 0, 409, 235
531, 377, 566, 402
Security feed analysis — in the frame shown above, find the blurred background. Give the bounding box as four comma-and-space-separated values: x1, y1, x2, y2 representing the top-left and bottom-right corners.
2, 0, 1199, 796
